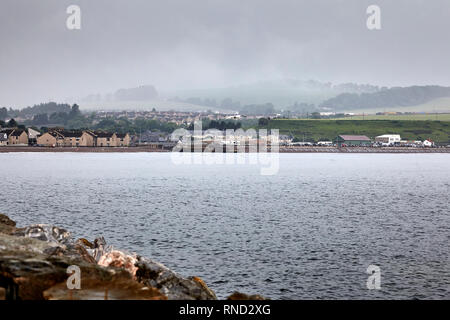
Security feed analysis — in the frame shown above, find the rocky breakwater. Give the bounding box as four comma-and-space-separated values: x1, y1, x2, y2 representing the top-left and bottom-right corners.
0, 213, 228, 300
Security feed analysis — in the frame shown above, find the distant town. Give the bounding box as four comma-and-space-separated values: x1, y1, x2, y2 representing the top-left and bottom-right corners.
1, 124, 448, 153
1, 101, 449, 152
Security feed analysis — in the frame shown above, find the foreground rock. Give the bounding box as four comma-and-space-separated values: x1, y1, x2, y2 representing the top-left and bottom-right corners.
0, 232, 166, 300
0, 214, 219, 300
134, 256, 217, 300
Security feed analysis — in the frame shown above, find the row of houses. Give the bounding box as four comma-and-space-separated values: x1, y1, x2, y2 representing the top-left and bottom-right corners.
0, 128, 131, 147
36, 129, 131, 147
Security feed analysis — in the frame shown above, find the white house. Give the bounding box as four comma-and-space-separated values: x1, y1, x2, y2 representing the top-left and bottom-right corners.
27, 128, 41, 140
375, 134, 401, 145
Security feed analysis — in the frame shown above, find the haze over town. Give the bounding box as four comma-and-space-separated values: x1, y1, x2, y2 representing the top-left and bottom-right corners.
1, 0, 450, 108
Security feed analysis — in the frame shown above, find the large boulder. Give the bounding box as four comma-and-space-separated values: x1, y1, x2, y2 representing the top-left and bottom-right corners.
0, 232, 61, 255
0, 232, 166, 300
135, 256, 217, 300
13, 224, 72, 245
10, 223, 96, 264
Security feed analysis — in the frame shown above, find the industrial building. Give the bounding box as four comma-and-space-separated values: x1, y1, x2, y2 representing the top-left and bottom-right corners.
335, 135, 372, 147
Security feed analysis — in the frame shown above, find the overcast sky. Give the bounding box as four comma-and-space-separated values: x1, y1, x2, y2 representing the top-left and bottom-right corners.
1, 0, 449, 107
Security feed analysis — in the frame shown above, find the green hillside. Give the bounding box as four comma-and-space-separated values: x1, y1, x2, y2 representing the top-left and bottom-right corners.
256, 119, 450, 144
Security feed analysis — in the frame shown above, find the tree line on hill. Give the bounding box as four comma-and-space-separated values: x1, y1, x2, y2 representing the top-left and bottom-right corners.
5, 102, 72, 119
29, 104, 84, 126
0, 102, 84, 125
91, 117, 179, 134
320, 86, 450, 111
0, 102, 182, 134
0, 118, 26, 130
170, 85, 450, 114
1, 115, 181, 135
186, 119, 242, 131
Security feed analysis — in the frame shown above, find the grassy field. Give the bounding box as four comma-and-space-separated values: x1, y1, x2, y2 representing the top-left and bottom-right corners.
255, 119, 450, 144
334, 113, 450, 121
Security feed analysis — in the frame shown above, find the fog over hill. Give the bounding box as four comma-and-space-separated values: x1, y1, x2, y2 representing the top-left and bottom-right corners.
1, 0, 450, 107
74, 80, 381, 112
320, 86, 450, 112
165, 79, 381, 107
74, 81, 450, 114
79, 85, 158, 104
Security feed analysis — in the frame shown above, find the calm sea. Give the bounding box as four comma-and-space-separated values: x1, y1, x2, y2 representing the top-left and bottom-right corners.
1, 152, 449, 299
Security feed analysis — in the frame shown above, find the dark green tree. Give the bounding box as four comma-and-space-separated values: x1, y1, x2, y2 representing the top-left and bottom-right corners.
258, 118, 269, 126
7, 118, 18, 127
311, 112, 321, 119
32, 113, 49, 125
69, 104, 81, 119
49, 112, 69, 124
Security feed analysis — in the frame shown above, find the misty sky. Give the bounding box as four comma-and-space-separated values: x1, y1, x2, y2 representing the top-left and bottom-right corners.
1, 0, 449, 107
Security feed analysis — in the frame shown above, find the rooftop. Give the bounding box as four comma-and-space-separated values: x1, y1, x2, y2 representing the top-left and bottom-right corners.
0, 129, 15, 136
0, 128, 26, 137
376, 134, 401, 138
59, 131, 84, 138
94, 131, 115, 138
338, 135, 371, 141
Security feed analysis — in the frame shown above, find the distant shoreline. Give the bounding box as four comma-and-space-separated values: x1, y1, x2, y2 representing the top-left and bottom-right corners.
1, 146, 450, 153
